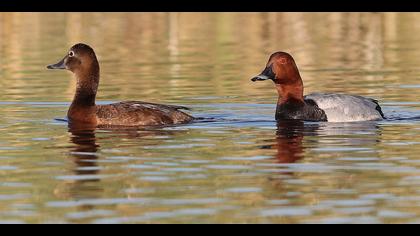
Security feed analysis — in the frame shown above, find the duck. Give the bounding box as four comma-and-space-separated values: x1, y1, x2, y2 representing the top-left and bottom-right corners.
251, 52, 385, 122
47, 43, 194, 127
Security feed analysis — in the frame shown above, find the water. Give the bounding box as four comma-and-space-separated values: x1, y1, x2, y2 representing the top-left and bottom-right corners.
0, 12, 420, 223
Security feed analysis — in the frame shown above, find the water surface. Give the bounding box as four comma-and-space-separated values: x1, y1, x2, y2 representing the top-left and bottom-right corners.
0, 12, 420, 223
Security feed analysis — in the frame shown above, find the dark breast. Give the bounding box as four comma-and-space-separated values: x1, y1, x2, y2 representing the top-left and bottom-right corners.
96, 101, 194, 126
275, 99, 328, 122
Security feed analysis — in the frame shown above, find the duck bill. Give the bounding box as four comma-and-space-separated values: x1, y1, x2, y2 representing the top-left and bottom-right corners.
47, 57, 66, 70
251, 74, 270, 82
250, 64, 275, 82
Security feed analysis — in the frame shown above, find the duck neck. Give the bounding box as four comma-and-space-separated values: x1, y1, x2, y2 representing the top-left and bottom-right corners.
275, 78, 304, 105
71, 62, 100, 108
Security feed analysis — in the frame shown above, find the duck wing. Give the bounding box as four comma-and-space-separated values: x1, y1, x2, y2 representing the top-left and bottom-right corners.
122, 101, 191, 111
96, 101, 194, 126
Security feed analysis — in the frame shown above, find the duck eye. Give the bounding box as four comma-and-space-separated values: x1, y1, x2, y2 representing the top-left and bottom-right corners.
68, 51, 75, 57
278, 58, 287, 64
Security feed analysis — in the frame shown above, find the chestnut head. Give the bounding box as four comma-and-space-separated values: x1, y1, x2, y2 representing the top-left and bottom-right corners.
251, 52, 300, 84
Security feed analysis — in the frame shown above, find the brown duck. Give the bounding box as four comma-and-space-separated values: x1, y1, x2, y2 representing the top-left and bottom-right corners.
47, 43, 194, 127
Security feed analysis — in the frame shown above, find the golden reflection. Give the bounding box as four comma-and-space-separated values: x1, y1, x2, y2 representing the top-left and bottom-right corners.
273, 121, 316, 164
53, 125, 102, 201
2, 13, 420, 104
53, 123, 190, 203
265, 121, 384, 164
68, 126, 100, 178
1, 13, 420, 223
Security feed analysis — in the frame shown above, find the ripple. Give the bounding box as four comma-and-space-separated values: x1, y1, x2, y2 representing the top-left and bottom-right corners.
69, 152, 99, 157
310, 216, 381, 224
66, 210, 116, 219
0, 183, 32, 188
334, 207, 376, 214
313, 147, 373, 152
267, 200, 290, 205
220, 156, 271, 161
261, 207, 313, 217
179, 174, 209, 179
75, 166, 102, 171
159, 198, 224, 205
180, 160, 214, 164
148, 162, 180, 167
93, 208, 218, 224
378, 210, 416, 218
225, 187, 262, 193
0, 220, 25, 224
258, 163, 337, 173
139, 176, 172, 182
1, 210, 36, 217
399, 84, 420, 88
55, 174, 115, 181
205, 165, 250, 170
47, 198, 153, 208
164, 167, 205, 173
283, 179, 311, 185
144, 143, 215, 149
123, 188, 155, 194
336, 157, 381, 161
127, 164, 156, 169
31, 137, 51, 141
360, 193, 395, 200
0, 166, 18, 171
0, 194, 30, 201
320, 199, 376, 207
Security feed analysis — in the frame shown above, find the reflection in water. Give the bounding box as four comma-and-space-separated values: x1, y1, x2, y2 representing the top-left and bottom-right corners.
261, 120, 383, 206
261, 120, 382, 163
68, 125, 100, 179
1, 13, 420, 223
65, 126, 102, 211
54, 124, 190, 215
53, 125, 102, 202
56, 123, 190, 198
317, 121, 383, 147
268, 121, 319, 164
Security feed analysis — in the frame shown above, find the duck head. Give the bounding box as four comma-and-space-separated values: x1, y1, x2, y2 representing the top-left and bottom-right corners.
251, 52, 304, 103
47, 43, 99, 74
251, 52, 302, 84
47, 43, 100, 108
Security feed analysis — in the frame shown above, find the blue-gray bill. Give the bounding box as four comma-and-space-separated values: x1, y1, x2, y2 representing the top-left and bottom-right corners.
47, 57, 66, 70
251, 74, 271, 82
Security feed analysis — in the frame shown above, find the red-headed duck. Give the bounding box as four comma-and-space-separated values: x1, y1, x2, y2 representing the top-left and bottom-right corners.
47, 43, 194, 127
251, 52, 385, 122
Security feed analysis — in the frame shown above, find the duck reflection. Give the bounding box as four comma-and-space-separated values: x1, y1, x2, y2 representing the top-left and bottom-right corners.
68, 124, 188, 174
54, 122, 188, 203
262, 120, 319, 163
263, 120, 383, 164
53, 124, 103, 203
262, 120, 383, 198
69, 125, 100, 179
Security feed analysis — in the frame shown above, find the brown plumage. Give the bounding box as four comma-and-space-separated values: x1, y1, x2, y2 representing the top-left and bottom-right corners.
47, 43, 194, 127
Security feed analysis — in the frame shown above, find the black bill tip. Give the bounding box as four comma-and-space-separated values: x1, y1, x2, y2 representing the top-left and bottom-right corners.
251, 75, 270, 82
46, 58, 66, 70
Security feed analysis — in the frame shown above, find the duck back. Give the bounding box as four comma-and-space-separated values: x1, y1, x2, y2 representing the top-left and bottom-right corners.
96, 101, 194, 126
304, 93, 384, 122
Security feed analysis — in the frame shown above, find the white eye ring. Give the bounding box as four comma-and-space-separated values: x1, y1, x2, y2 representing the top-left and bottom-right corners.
68, 51, 75, 57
